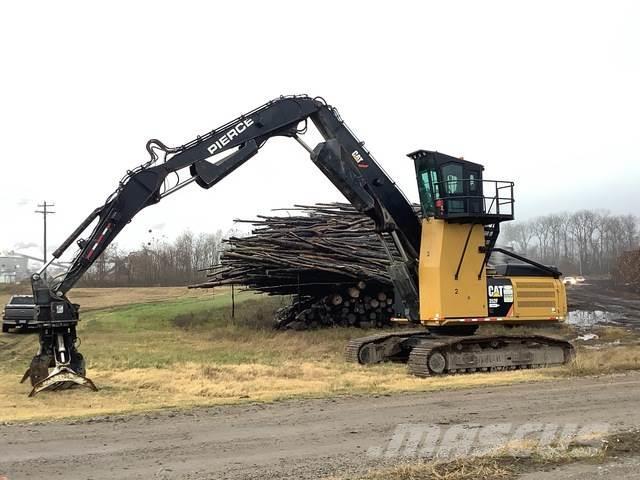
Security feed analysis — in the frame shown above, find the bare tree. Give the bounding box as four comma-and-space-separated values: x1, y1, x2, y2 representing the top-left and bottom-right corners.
502, 222, 535, 256
78, 228, 229, 287
502, 210, 639, 275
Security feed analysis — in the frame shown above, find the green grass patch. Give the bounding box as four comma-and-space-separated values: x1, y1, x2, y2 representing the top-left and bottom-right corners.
0, 290, 369, 375
76, 291, 297, 370
81, 290, 253, 333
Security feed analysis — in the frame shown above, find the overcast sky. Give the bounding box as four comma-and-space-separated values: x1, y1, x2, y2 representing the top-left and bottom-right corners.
1, 1, 638, 262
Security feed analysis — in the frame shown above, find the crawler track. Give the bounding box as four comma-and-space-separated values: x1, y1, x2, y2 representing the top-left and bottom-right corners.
344, 330, 427, 364
346, 331, 575, 377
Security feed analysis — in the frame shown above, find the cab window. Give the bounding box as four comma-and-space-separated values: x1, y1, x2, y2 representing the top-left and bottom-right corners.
468, 170, 481, 193
417, 169, 438, 216
441, 163, 463, 195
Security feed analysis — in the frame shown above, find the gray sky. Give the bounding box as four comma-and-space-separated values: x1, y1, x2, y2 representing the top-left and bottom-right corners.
1, 1, 638, 261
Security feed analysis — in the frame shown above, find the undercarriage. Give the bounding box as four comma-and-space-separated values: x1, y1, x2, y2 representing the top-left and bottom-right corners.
345, 328, 575, 376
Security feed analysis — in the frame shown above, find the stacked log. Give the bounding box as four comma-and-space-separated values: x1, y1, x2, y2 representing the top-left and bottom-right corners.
613, 250, 640, 292
275, 282, 395, 330
194, 203, 403, 329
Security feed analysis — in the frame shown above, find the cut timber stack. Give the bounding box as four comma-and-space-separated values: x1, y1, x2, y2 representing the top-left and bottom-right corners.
194, 203, 404, 329
275, 282, 395, 330
613, 250, 640, 292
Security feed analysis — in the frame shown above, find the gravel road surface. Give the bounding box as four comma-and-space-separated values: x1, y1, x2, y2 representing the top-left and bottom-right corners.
2, 372, 640, 479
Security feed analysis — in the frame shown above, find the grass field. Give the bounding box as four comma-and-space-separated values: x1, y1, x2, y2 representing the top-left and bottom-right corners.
1, 287, 639, 422
0, 284, 212, 313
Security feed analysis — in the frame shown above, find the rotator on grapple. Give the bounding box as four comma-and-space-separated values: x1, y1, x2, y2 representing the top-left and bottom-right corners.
24, 94, 574, 396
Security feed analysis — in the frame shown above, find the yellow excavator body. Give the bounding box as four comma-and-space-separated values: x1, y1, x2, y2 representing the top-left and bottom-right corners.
418, 218, 567, 327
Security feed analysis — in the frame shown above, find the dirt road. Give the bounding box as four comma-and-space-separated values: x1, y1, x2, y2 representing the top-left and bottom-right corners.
1, 372, 640, 479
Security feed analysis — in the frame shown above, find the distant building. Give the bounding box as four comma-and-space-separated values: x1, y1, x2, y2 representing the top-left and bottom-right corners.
0, 256, 30, 283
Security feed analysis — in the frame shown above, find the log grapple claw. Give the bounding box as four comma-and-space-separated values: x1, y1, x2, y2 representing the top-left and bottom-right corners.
23, 326, 98, 397
28, 365, 98, 397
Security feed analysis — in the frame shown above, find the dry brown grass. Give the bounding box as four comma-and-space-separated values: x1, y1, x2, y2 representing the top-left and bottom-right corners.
63, 286, 217, 311
587, 326, 632, 343
336, 447, 605, 480
1, 346, 638, 423
4, 344, 637, 423
344, 458, 514, 480
0, 361, 553, 423
0, 285, 215, 312
564, 346, 640, 376
334, 430, 640, 480
1, 287, 639, 423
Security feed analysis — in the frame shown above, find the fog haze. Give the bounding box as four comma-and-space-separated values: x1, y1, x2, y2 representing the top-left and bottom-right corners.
1, 1, 638, 261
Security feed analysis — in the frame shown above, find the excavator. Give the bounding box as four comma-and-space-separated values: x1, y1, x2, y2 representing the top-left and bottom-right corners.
23, 95, 574, 396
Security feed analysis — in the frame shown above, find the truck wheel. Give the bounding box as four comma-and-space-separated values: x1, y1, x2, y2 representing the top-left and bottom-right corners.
2, 324, 9, 333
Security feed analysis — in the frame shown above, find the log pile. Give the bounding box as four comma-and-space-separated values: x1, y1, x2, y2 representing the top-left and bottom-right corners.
274, 281, 395, 330
613, 250, 640, 292
194, 203, 401, 329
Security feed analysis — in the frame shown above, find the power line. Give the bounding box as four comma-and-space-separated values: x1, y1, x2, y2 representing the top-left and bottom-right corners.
35, 201, 55, 276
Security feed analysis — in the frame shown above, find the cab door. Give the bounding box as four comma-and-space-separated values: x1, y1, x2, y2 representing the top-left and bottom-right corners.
465, 167, 483, 214
439, 162, 485, 216
441, 162, 465, 214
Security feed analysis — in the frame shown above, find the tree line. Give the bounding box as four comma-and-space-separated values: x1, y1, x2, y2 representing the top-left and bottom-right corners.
77, 209, 639, 287
500, 210, 639, 275
78, 230, 229, 287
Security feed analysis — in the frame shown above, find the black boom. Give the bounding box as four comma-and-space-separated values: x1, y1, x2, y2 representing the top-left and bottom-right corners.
27, 95, 422, 395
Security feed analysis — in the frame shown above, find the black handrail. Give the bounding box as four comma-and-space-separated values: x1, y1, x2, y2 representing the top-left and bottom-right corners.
429, 178, 515, 221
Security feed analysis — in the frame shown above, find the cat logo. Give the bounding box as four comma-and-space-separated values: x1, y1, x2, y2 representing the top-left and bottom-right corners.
351, 150, 369, 168
488, 285, 504, 298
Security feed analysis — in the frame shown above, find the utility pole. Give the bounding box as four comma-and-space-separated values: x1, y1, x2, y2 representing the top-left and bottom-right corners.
35, 201, 55, 276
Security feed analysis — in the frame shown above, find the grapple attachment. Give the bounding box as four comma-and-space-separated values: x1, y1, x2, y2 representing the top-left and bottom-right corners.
22, 328, 98, 397
23, 363, 98, 397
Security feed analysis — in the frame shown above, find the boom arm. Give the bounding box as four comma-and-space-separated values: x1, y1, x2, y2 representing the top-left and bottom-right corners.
35, 95, 421, 320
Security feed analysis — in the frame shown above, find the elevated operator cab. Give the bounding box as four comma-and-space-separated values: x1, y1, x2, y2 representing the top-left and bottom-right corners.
410, 150, 514, 223
407, 150, 566, 327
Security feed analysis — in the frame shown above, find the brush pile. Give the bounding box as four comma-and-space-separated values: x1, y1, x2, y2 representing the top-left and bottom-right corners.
194, 203, 402, 329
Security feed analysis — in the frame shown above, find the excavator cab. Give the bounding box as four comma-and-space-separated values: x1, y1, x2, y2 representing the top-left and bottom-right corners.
406, 150, 565, 328
410, 150, 514, 223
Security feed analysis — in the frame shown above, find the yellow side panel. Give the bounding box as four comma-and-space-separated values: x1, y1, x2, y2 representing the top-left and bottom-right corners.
510, 277, 568, 320
419, 218, 488, 321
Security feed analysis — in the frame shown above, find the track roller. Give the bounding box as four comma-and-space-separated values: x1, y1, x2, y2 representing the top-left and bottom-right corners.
346, 330, 575, 378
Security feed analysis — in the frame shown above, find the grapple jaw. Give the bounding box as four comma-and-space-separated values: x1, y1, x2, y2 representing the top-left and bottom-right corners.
23, 325, 98, 397
22, 364, 98, 397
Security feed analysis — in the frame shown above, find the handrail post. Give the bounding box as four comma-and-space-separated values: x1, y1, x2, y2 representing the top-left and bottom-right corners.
511, 183, 514, 216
